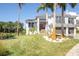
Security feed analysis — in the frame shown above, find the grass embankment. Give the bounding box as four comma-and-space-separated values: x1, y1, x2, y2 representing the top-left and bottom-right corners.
0, 34, 79, 56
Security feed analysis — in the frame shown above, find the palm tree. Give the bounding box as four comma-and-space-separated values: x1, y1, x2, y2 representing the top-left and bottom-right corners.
17, 3, 24, 36
50, 3, 57, 40
37, 3, 49, 35
37, 3, 77, 39
58, 3, 77, 38
69, 3, 77, 8
57, 3, 67, 38
37, 3, 57, 40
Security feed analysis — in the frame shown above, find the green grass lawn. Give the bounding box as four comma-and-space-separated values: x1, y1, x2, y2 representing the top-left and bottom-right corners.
0, 34, 79, 56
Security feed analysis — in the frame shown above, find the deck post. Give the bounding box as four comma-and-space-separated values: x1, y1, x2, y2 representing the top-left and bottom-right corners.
65, 18, 68, 36
74, 18, 76, 38
45, 10, 48, 35
26, 22, 29, 35
37, 17, 40, 34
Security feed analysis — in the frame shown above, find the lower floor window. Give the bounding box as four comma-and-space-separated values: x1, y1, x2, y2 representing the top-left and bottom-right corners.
56, 27, 66, 34
68, 28, 74, 34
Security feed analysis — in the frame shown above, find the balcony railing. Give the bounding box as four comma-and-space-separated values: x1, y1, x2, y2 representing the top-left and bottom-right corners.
56, 23, 76, 27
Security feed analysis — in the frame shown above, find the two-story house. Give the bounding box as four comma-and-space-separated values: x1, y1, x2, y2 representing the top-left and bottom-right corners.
26, 12, 78, 38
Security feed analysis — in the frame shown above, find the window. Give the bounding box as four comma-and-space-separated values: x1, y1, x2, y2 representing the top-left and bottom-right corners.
68, 18, 74, 24
76, 20, 79, 25
68, 28, 74, 34
56, 27, 61, 34
56, 16, 61, 23
56, 16, 65, 23
29, 22, 31, 27
56, 27, 66, 34
29, 22, 34, 28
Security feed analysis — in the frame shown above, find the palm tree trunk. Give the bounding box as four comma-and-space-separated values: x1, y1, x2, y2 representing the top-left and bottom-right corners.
50, 3, 56, 40
17, 6, 21, 36
17, 19, 19, 36
61, 8, 64, 38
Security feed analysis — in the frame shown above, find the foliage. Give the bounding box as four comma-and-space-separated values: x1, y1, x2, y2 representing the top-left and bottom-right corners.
0, 33, 15, 39
0, 34, 79, 56
36, 3, 54, 13
0, 21, 24, 33
29, 27, 36, 32
69, 3, 77, 8
0, 40, 12, 56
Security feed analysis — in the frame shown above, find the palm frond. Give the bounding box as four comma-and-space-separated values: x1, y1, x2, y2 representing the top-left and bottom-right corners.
18, 3, 24, 9
36, 5, 46, 12
58, 3, 67, 11
36, 3, 54, 13
69, 3, 77, 8
46, 3, 54, 12
36, 3, 47, 12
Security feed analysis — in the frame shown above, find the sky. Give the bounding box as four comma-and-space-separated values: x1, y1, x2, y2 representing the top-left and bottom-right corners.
0, 3, 79, 28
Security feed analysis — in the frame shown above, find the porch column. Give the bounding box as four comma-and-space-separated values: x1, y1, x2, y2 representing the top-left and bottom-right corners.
66, 28, 68, 36
45, 11, 48, 35
37, 17, 40, 34
26, 22, 29, 35
65, 18, 68, 36
74, 19, 76, 38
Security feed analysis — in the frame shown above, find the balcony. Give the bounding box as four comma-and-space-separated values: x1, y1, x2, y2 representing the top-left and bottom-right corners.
56, 23, 75, 27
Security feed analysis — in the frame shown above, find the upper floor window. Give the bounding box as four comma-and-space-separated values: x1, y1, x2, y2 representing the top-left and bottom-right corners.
76, 20, 79, 25
56, 16, 61, 23
29, 22, 34, 28
68, 18, 74, 24
56, 16, 65, 23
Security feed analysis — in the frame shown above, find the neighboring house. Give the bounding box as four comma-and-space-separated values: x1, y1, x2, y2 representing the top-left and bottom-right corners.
26, 12, 78, 38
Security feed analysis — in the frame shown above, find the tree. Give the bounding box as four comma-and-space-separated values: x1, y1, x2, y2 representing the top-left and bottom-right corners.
0, 22, 4, 32
37, 3, 49, 35
36, 3, 77, 39
58, 3, 77, 38
57, 3, 67, 38
37, 3, 57, 40
0, 21, 23, 33
69, 3, 77, 8
17, 3, 24, 36
50, 3, 57, 40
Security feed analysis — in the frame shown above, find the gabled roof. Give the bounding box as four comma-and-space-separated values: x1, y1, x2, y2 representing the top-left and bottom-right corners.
26, 19, 37, 22
37, 14, 46, 20
26, 13, 78, 23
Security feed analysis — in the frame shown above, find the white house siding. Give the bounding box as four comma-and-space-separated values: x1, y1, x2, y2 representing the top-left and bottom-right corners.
37, 17, 40, 33
26, 12, 77, 38
65, 17, 68, 36
26, 22, 29, 35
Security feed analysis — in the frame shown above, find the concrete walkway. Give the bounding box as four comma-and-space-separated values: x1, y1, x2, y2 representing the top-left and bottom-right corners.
66, 44, 79, 56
